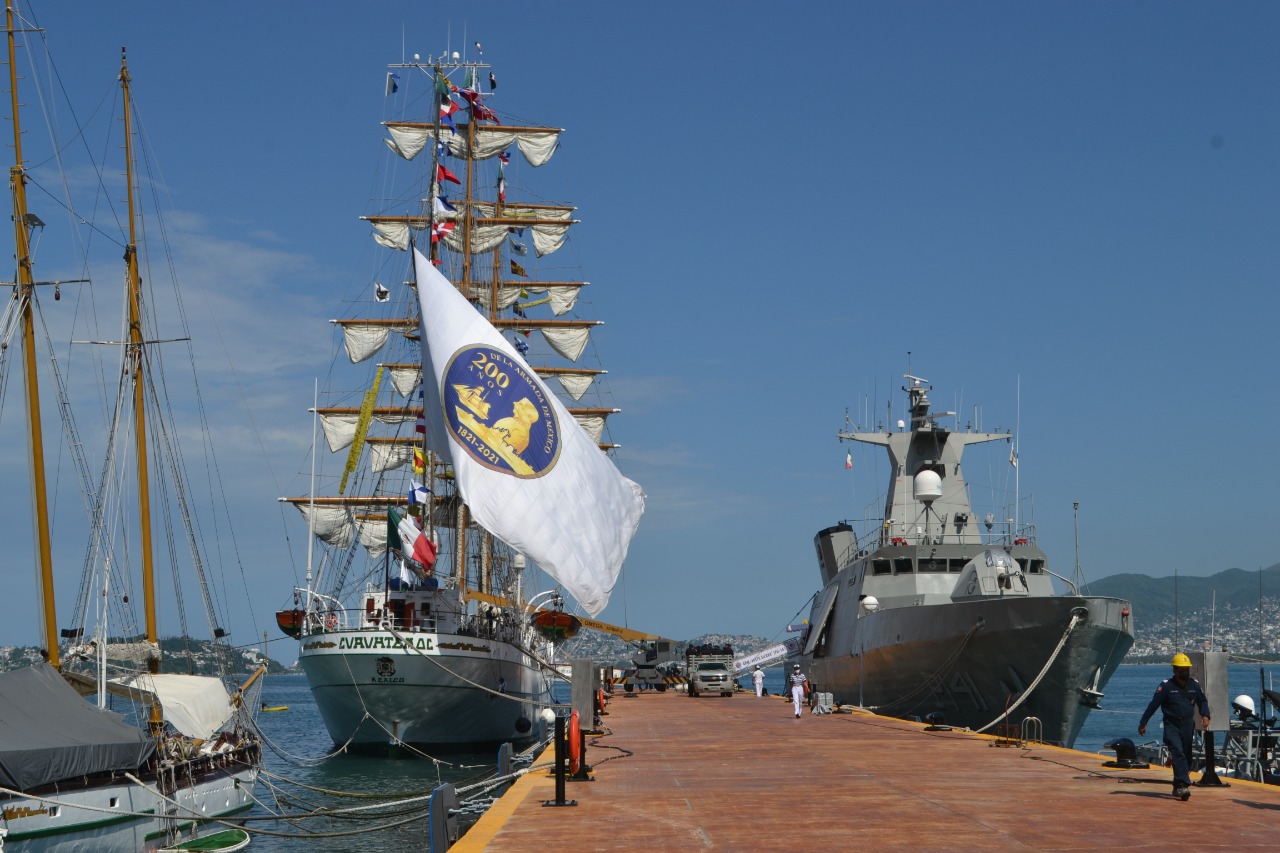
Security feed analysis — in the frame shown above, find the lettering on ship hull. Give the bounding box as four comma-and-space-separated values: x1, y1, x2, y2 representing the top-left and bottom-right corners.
4, 805, 50, 820
336, 634, 436, 652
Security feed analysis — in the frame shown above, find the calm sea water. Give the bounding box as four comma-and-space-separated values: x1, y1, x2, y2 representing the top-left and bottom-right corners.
245, 673, 537, 851
1072, 662, 1280, 754
244, 664, 1278, 849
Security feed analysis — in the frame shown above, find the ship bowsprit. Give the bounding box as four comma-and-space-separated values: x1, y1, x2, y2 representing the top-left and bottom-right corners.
807, 594, 1134, 748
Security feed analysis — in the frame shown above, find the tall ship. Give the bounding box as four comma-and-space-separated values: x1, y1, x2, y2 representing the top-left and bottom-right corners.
278, 44, 644, 751
0, 5, 261, 850
801, 375, 1133, 748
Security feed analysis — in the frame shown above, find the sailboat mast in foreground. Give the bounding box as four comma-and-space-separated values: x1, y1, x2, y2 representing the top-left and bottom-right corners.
1, 19, 262, 849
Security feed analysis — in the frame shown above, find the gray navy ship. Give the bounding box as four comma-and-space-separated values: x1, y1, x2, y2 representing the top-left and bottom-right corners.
801, 375, 1134, 748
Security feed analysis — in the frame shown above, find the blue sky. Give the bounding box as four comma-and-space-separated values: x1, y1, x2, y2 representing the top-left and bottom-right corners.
2, 1, 1278, 652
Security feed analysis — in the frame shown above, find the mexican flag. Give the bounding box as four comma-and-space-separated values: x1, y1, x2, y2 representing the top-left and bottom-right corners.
387, 507, 438, 572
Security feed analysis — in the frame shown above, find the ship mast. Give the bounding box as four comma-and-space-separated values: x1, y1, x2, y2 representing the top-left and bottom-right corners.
119, 48, 164, 734
7, 2, 60, 668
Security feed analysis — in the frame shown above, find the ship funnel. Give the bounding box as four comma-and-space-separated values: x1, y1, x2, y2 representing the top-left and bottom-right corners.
913, 470, 942, 503
814, 523, 856, 585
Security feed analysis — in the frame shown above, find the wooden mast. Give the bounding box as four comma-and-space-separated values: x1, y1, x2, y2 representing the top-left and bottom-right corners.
118, 48, 163, 734
7, 2, 60, 668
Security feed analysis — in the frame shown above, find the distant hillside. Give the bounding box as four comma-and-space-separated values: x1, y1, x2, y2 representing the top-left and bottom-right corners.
0, 636, 290, 676
557, 632, 774, 668
1086, 564, 1280, 623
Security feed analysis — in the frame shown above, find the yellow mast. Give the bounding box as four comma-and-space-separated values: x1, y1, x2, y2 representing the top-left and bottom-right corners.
7, 2, 60, 669
118, 49, 163, 734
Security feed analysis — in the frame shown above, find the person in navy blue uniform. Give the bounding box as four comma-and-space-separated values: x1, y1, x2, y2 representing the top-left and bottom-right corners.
1138, 653, 1210, 800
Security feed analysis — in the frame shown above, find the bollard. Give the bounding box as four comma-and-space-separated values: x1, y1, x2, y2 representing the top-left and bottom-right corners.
542, 713, 577, 807
1197, 730, 1228, 787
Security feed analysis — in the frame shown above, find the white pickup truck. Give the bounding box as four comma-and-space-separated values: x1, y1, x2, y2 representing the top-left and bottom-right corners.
686, 649, 736, 697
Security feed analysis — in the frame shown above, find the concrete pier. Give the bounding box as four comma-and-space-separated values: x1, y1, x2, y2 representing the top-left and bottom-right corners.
455, 690, 1280, 850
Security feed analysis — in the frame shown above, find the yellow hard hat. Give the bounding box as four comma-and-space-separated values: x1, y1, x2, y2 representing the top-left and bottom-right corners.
1171, 653, 1192, 668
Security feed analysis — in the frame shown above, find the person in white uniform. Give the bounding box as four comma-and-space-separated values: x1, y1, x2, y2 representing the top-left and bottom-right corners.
788, 663, 809, 718
752, 665, 765, 697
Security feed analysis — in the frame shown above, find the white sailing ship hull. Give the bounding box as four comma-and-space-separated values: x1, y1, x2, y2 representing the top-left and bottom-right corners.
298, 628, 551, 750
0, 765, 257, 853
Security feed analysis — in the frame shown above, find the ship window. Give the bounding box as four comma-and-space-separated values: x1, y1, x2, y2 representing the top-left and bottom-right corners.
893, 557, 914, 574
1028, 559, 1044, 574
1015, 559, 1028, 574
948, 559, 967, 572
920, 558, 946, 572
872, 559, 892, 575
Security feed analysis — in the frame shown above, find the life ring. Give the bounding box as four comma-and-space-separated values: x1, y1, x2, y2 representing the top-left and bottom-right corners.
325, 612, 338, 630
597, 687, 606, 714
567, 710, 581, 775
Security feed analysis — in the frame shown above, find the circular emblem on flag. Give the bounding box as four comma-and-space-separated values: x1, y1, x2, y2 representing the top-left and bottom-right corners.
440, 345, 560, 478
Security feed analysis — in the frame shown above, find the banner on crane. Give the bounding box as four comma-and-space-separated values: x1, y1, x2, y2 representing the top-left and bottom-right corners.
733, 637, 802, 672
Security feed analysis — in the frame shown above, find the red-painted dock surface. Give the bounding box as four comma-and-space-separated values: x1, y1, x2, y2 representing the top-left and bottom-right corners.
454, 689, 1280, 851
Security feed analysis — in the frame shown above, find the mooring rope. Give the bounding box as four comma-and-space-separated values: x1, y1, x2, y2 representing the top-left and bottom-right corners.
972, 612, 1083, 734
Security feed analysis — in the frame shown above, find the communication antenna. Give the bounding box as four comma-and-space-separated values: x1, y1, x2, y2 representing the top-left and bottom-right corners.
1072, 501, 1088, 594
1174, 569, 1180, 651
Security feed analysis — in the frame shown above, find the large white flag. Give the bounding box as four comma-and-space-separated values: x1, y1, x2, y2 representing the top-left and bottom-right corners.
413, 248, 644, 616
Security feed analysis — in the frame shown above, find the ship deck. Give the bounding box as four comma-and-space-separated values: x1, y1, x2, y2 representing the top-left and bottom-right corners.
454, 688, 1280, 850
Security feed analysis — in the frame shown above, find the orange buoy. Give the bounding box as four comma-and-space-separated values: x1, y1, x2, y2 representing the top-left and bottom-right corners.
568, 710, 582, 775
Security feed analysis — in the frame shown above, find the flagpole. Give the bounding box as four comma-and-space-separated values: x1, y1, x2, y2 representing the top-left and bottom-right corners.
306, 379, 317, 596
1014, 374, 1020, 539
843, 409, 856, 542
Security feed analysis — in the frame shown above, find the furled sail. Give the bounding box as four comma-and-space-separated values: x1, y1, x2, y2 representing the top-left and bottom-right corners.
335, 319, 420, 364
384, 122, 561, 166
317, 407, 418, 452
469, 282, 583, 315
385, 363, 422, 397
369, 441, 415, 473
296, 504, 357, 549
367, 206, 575, 256
574, 414, 607, 443
541, 326, 591, 362
554, 373, 595, 400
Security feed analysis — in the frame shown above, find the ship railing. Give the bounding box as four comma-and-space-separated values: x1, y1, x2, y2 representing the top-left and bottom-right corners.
856, 521, 1038, 551
1207, 725, 1278, 782
294, 588, 347, 633
459, 611, 521, 644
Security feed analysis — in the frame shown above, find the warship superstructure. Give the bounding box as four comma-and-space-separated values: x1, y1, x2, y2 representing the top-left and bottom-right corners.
802, 376, 1133, 747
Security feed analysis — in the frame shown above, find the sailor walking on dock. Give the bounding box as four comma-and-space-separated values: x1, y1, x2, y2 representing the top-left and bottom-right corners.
1138, 653, 1210, 801
752, 665, 765, 698
789, 664, 810, 718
